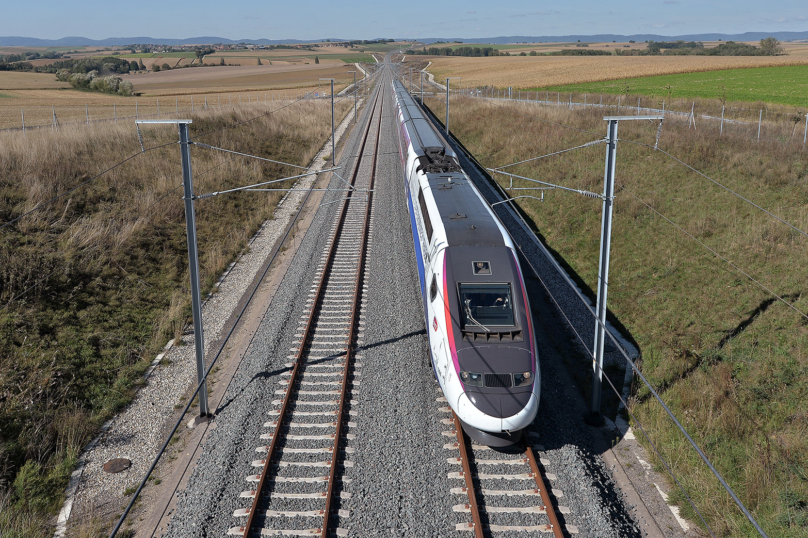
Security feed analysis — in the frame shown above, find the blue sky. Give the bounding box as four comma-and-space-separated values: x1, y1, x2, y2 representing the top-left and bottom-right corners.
2, 0, 806, 40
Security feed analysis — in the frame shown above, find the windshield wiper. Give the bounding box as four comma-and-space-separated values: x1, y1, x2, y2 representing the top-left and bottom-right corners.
464, 299, 491, 333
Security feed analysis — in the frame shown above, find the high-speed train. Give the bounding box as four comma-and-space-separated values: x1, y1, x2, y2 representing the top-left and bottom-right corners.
391, 79, 540, 446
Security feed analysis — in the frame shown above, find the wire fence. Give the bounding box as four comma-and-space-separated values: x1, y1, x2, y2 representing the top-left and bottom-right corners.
0, 85, 367, 134
429, 85, 808, 146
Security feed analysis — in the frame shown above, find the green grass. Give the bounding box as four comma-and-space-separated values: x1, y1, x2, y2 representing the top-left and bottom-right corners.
537, 65, 808, 107
0, 92, 14, 98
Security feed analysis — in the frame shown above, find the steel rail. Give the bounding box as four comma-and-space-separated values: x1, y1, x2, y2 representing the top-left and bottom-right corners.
238, 75, 383, 538
523, 442, 565, 538
320, 74, 385, 538
452, 412, 485, 538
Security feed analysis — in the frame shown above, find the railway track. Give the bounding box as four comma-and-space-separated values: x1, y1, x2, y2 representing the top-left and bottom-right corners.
439, 404, 578, 536
227, 73, 386, 538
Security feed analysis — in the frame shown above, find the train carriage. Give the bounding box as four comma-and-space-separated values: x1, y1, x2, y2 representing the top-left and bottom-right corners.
391, 79, 540, 446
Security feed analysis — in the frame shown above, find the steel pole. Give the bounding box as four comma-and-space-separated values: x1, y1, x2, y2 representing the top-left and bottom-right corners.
353, 72, 357, 123
589, 119, 619, 424
178, 123, 210, 418
758, 110, 762, 141
804, 113, 807, 146
331, 79, 335, 165
720, 106, 725, 136
21, 109, 25, 134
446, 79, 450, 134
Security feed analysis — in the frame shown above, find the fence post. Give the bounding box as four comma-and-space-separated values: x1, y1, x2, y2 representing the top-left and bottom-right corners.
804, 113, 807, 146
637, 97, 640, 114
229, 94, 232, 107
757, 110, 762, 141
21, 109, 25, 134
205, 96, 207, 109
584, 94, 587, 108
688, 102, 695, 129
720, 105, 725, 136
557, 92, 559, 106
617, 96, 621, 112
52, 106, 56, 131
662, 100, 665, 115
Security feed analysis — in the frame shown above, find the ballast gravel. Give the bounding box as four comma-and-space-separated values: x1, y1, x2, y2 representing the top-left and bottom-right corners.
158, 80, 643, 538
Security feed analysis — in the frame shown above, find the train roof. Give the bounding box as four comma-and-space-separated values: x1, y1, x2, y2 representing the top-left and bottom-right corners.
393, 80, 460, 174
427, 174, 505, 247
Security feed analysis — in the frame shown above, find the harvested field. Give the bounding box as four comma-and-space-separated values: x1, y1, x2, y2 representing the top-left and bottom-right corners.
425, 55, 808, 89
123, 63, 353, 93
0, 62, 360, 129
0, 71, 70, 90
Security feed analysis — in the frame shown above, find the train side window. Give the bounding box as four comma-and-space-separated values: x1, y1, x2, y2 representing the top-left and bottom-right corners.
430, 275, 438, 302
417, 187, 433, 242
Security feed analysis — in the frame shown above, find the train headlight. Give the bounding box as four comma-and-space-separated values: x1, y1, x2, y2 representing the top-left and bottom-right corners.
513, 371, 533, 387
460, 371, 484, 387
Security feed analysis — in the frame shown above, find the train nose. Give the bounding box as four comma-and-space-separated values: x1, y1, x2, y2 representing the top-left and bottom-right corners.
466, 391, 532, 419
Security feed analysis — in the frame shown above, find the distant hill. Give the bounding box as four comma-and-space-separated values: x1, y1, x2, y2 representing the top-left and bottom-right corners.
414, 32, 808, 44
1, 32, 807, 47
0, 36, 351, 47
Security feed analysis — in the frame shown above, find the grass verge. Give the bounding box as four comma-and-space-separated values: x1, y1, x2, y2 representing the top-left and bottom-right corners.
425, 94, 808, 537
0, 97, 351, 532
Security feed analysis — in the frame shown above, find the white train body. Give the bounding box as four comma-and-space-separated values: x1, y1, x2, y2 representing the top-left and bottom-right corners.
391, 79, 540, 445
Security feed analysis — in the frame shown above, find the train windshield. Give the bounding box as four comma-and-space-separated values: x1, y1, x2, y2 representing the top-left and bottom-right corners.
459, 283, 515, 328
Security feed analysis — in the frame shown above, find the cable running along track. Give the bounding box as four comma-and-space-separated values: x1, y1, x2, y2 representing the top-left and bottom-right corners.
228, 74, 386, 538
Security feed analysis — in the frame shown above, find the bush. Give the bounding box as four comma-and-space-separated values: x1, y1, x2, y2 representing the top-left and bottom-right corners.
56, 69, 133, 95
153, 64, 161, 72
161, 63, 171, 71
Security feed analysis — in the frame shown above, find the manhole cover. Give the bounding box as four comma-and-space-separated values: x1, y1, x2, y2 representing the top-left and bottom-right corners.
103, 458, 131, 473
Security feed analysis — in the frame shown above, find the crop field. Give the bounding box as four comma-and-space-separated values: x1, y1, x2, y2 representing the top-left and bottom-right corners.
0, 71, 70, 90
425, 54, 808, 90
120, 52, 199, 58
424, 95, 808, 537
538, 65, 808, 107
0, 63, 357, 129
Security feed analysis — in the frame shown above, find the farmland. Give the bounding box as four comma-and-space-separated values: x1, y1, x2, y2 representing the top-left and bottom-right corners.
0, 62, 359, 129
424, 54, 808, 90
538, 65, 808, 107
424, 94, 808, 537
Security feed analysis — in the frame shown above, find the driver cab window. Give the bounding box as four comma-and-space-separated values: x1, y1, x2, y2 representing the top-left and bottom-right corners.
459, 283, 515, 327
430, 275, 438, 302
